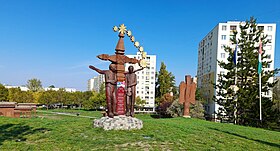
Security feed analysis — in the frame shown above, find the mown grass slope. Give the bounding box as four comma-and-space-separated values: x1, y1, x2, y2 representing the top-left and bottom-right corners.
0, 109, 279, 150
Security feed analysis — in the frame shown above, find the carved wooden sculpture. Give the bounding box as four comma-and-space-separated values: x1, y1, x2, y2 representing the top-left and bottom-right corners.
179, 75, 197, 117
89, 24, 147, 117
125, 66, 144, 117
89, 64, 117, 118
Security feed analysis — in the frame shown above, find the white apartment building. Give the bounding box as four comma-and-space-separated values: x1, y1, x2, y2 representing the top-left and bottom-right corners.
125, 52, 156, 112
44, 87, 77, 92
197, 21, 276, 119
87, 74, 105, 92
4, 86, 29, 91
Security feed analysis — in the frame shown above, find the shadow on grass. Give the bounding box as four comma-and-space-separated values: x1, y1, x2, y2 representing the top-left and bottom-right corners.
0, 123, 50, 146
150, 114, 173, 119
208, 127, 280, 148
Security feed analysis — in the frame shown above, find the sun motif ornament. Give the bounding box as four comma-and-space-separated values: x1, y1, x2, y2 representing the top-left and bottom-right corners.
127, 30, 132, 37
139, 59, 147, 68
130, 36, 135, 42
141, 52, 147, 59
113, 24, 148, 68
113, 26, 118, 32
139, 46, 144, 52
134, 41, 140, 48
118, 24, 127, 34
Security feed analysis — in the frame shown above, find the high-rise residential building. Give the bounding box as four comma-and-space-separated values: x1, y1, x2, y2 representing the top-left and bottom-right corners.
125, 52, 157, 112
197, 21, 276, 119
87, 75, 105, 92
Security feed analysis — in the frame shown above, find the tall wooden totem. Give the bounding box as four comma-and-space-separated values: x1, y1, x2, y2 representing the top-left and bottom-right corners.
179, 75, 197, 117
94, 24, 147, 115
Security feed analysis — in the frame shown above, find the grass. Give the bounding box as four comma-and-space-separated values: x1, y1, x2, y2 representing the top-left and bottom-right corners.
0, 109, 279, 151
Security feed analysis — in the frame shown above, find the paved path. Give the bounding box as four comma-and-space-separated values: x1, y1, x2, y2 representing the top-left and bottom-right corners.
37, 110, 97, 119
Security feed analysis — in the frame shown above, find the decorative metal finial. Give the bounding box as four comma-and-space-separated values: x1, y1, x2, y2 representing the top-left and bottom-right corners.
113, 24, 148, 68
119, 24, 127, 34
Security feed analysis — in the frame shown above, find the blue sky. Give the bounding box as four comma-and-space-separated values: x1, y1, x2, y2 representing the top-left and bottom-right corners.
0, 0, 279, 91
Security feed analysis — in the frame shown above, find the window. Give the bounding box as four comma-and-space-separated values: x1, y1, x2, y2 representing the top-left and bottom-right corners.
267, 35, 272, 43
151, 76, 154, 79
221, 44, 225, 49
258, 26, 264, 31
230, 25, 237, 31
221, 35, 226, 40
267, 54, 271, 59
222, 25, 227, 31
221, 53, 225, 58
267, 63, 271, 68
267, 26, 272, 31
266, 45, 272, 50
265, 91, 270, 95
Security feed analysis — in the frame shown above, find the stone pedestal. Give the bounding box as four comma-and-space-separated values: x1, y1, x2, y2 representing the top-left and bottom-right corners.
93, 115, 143, 130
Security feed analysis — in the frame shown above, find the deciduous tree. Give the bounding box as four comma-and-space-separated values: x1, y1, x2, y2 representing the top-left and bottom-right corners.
0, 84, 8, 101
26, 78, 43, 92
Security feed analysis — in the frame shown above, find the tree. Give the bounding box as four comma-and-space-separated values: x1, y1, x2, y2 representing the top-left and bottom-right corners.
49, 85, 55, 88
214, 17, 279, 127
19, 91, 34, 103
38, 90, 56, 109
73, 91, 84, 108
8, 88, 34, 103
0, 84, 8, 101
26, 78, 43, 92
82, 91, 93, 107
8, 88, 22, 102
135, 96, 146, 108
84, 91, 99, 110
33, 91, 43, 103
272, 79, 280, 112
155, 62, 176, 105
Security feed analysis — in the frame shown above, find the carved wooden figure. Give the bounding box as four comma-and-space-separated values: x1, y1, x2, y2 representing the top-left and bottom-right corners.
125, 66, 144, 117
179, 75, 197, 117
89, 64, 117, 118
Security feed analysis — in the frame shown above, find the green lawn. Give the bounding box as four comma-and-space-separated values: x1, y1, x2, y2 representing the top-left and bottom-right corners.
0, 109, 279, 151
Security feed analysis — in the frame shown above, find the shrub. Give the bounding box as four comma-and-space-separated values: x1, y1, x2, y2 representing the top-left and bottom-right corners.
190, 101, 205, 119
166, 99, 184, 117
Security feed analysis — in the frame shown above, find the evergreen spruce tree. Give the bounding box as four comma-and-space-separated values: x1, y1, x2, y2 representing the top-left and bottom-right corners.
155, 62, 176, 104
215, 17, 279, 127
